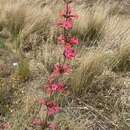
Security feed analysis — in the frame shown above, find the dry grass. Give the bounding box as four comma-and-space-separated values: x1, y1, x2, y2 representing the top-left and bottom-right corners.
111, 42, 130, 72
0, 0, 130, 130
0, 0, 54, 53
72, 3, 109, 46
70, 49, 107, 94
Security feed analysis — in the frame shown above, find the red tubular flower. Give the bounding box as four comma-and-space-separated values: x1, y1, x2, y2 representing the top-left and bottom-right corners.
32, 119, 43, 126
70, 37, 79, 45
57, 20, 72, 30
51, 64, 61, 77
48, 123, 57, 130
47, 64, 71, 83
46, 83, 64, 95
48, 64, 63, 83
52, 64, 71, 76
63, 20, 72, 30
46, 101, 60, 116
60, 4, 79, 19
64, 47, 75, 60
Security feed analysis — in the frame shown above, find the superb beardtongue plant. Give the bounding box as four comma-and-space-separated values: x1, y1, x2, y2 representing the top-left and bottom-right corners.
32, 0, 79, 129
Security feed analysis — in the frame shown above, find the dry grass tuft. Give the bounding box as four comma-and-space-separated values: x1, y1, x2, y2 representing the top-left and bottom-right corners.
73, 3, 109, 46
0, 0, 54, 53
20, 6, 53, 51
0, 2, 26, 39
70, 49, 107, 94
67, 71, 129, 130
111, 42, 130, 72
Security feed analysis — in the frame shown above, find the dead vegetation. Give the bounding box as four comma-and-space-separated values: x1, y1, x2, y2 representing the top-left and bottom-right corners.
0, 0, 130, 130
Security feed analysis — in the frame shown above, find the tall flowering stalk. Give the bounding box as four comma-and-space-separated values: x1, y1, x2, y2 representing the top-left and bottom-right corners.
32, 0, 79, 129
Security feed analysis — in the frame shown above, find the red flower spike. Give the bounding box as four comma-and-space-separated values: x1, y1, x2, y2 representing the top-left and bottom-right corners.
32, 1, 79, 129
46, 101, 60, 116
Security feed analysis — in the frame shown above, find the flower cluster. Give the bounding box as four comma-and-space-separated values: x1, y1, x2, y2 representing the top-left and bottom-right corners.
32, 0, 79, 129
57, 3, 79, 60
32, 99, 59, 129
45, 83, 64, 96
